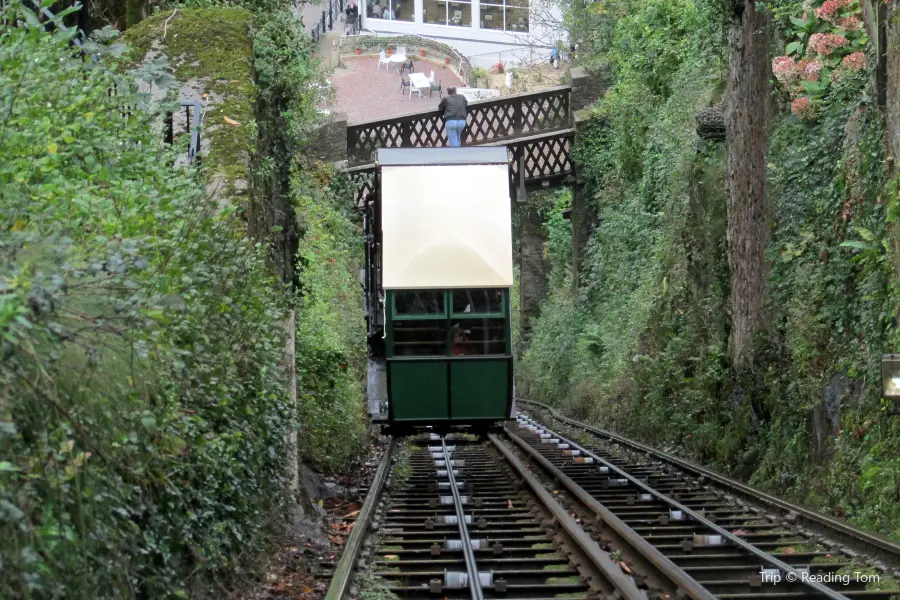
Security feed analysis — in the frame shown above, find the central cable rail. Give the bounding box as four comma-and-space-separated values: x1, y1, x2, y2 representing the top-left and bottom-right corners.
440, 437, 484, 600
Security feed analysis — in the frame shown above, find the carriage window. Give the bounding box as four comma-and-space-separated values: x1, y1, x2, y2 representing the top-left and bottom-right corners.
394, 291, 445, 316
450, 318, 506, 355
451, 289, 504, 315
392, 320, 448, 356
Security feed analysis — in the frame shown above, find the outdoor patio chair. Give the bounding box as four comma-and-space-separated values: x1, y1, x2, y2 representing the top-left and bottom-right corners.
396, 46, 407, 58
377, 50, 391, 70
429, 78, 442, 98
400, 76, 411, 95
400, 60, 415, 75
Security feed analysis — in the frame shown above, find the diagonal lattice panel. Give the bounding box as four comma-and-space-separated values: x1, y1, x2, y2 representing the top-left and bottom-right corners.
345, 86, 572, 165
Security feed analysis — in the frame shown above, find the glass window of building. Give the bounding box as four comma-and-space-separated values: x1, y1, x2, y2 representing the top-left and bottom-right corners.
367, 0, 414, 22
479, 0, 528, 31
423, 0, 472, 26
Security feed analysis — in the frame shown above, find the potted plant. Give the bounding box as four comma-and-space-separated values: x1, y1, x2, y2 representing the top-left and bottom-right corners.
354, 47, 363, 55
444, 56, 451, 65
419, 48, 426, 57
386, 47, 393, 56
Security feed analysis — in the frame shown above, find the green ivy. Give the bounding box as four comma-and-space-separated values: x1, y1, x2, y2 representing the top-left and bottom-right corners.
0, 4, 294, 597
520, 0, 900, 541
292, 163, 368, 473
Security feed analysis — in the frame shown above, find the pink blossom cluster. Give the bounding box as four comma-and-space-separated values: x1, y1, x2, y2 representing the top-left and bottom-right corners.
808, 32, 850, 56
791, 96, 815, 120
837, 15, 862, 30
772, 55, 796, 84
842, 51, 866, 70
798, 59, 823, 81
814, 0, 854, 22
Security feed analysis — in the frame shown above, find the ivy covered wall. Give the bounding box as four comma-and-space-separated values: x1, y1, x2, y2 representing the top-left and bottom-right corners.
1, 2, 368, 597
519, 0, 900, 540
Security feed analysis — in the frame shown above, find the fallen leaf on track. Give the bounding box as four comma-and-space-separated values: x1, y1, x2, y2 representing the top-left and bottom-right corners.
343, 510, 360, 519
223, 116, 240, 126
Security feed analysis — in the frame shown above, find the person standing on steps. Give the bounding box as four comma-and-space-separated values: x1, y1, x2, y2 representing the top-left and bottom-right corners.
438, 86, 468, 148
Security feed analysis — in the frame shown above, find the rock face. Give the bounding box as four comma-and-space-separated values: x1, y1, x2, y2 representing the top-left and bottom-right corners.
122, 8, 255, 199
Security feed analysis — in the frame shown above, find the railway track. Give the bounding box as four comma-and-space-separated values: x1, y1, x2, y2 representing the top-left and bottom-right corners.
323, 414, 900, 600
512, 401, 900, 599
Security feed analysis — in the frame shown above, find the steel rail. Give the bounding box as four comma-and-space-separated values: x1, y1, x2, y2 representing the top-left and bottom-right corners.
442, 437, 484, 600
501, 425, 716, 600
487, 433, 648, 600
518, 398, 900, 567
515, 413, 852, 600
323, 437, 398, 600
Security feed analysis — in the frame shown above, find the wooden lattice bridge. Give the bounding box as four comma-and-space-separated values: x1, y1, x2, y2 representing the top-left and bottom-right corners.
344, 84, 587, 204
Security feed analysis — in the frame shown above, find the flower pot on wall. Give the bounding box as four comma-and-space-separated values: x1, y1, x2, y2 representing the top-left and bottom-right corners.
386, 48, 393, 56
444, 57, 450, 65
355, 48, 362, 55
419, 49, 426, 57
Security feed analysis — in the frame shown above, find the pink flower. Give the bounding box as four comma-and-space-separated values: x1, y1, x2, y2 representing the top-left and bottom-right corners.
808, 33, 850, 56
772, 56, 796, 83
815, 0, 844, 22
842, 51, 866, 71
837, 16, 862, 30
801, 59, 823, 81
791, 96, 815, 120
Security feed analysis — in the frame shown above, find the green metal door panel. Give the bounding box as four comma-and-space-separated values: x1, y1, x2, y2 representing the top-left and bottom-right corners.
390, 361, 449, 420
450, 360, 509, 420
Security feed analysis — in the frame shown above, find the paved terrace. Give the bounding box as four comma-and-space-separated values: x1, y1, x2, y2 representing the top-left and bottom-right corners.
328, 56, 465, 123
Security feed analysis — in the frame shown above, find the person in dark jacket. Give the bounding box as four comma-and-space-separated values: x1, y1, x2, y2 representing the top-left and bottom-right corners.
438, 87, 467, 147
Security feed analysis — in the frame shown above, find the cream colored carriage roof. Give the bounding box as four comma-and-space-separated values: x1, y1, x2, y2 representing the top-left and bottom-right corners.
380, 161, 513, 290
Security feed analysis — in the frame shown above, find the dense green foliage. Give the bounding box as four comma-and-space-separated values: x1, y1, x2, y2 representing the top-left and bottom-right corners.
0, 5, 293, 597
520, 0, 900, 539
292, 165, 368, 472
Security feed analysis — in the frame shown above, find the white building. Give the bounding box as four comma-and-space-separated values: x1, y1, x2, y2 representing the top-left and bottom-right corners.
359, 0, 564, 68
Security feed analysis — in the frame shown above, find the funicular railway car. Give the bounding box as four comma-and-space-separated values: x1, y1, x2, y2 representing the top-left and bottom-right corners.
361, 147, 516, 435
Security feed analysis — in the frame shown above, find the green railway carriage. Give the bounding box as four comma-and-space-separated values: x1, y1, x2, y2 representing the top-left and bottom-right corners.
362, 147, 517, 435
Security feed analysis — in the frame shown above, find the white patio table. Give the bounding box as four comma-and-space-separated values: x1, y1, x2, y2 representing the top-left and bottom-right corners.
388, 54, 407, 70
408, 72, 430, 99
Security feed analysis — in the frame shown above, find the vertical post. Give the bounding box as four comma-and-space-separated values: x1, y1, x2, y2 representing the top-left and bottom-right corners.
875, 0, 887, 107
570, 168, 587, 287
517, 150, 526, 203
282, 310, 299, 495
322, 10, 327, 33
512, 97, 522, 136
164, 111, 173, 144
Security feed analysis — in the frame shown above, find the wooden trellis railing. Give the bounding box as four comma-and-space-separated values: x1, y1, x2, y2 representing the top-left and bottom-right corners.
346, 128, 575, 206
346, 86, 572, 165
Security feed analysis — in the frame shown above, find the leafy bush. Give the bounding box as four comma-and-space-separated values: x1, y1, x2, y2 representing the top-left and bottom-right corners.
1, 4, 293, 596
771, 0, 869, 117
292, 164, 368, 473
521, 0, 900, 539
